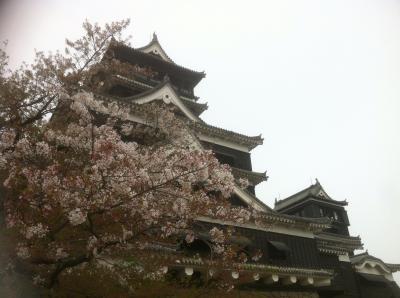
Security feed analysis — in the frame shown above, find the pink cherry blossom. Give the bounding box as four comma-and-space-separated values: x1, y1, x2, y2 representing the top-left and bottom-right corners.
67, 208, 87, 226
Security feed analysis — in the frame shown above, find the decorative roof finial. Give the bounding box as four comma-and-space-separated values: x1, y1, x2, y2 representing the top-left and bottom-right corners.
274, 198, 278, 205
152, 32, 158, 42
315, 178, 320, 185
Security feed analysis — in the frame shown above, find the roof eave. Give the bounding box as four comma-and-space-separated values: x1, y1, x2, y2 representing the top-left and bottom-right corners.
193, 122, 264, 151
110, 42, 205, 87
231, 167, 268, 186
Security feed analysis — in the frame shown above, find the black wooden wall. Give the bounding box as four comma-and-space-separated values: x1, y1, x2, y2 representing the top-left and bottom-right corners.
201, 141, 253, 171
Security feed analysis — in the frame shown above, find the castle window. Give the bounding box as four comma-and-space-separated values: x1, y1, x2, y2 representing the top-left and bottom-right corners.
268, 241, 290, 260
333, 211, 339, 221
182, 239, 211, 258
319, 208, 324, 217
214, 152, 235, 167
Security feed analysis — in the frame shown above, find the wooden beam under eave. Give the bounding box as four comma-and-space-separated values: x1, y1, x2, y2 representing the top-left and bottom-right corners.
231, 271, 239, 279
314, 278, 331, 287
253, 273, 260, 281
300, 277, 314, 286
282, 276, 297, 285
208, 268, 217, 278
185, 267, 194, 276
264, 274, 279, 284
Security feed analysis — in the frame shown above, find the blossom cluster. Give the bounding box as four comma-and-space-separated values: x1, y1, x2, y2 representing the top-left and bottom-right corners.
0, 91, 253, 289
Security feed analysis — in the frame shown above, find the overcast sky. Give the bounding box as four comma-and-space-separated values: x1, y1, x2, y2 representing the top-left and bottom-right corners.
1, 0, 399, 283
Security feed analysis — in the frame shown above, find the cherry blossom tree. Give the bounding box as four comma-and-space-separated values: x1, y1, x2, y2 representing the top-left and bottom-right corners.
0, 20, 253, 296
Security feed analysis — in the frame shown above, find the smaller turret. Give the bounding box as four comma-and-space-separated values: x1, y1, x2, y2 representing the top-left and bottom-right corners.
274, 179, 350, 236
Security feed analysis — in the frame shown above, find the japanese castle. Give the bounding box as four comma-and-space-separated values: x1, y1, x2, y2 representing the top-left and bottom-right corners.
95, 33, 400, 298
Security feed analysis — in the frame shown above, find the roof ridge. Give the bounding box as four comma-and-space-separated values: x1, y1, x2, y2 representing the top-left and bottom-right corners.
113, 74, 202, 103
275, 181, 348, 211
113, 40, 205, 76
275, 183, 317, 206
194, 121, 263, 141
265, 212, 333, 225
231, 167, 267, 177
135, 32, 175, 63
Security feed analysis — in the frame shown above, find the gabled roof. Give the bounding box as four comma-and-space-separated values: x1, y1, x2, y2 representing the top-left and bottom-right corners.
136, 33, 174, 63
274, 179, 348, 212
112, 75, 207, 116
109, 39, 205, 88
119, 77, 201, 122
351, 252, 400, 274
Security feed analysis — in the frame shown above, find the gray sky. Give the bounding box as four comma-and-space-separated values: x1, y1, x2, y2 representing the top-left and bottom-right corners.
1, 0, 399, 283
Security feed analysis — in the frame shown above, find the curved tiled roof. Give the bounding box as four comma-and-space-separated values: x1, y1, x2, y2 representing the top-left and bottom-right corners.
316, 232, 363, 254
274, 179, 347, 211
261, 213, 332, 231
351, 252, 400, 273
98, 76, 203, 122
135, 33, 175, 62
178, 257, 333, 278
114, 75, 172, 101
110, 40, 205, 82
192, 122, 263, 150
231, 167, 268, 186
113, 75, 203, 107
198, 211, 332, 234
180, 97, 208, 116
113, 74, 158, 89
